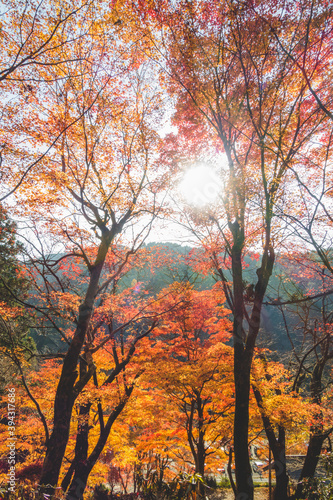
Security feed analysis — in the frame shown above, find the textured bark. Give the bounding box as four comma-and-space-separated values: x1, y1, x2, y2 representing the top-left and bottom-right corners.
232, 232, 275, 500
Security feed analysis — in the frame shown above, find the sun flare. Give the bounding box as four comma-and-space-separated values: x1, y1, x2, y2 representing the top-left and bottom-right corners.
178, 164, 221, 207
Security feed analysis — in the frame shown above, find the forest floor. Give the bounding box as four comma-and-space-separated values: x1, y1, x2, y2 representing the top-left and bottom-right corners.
209, 487, 270, 499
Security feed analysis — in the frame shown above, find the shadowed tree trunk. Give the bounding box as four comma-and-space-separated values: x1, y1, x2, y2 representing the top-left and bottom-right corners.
232, 220, 275, 499
66, 386, 134, 500
294, 359, 333, 499
252, 385, 289, 500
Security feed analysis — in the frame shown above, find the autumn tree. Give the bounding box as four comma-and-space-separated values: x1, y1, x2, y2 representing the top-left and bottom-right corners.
250, 0, 333, 121
0, 204, 34, 388
0, 0, 112, 201
144, 283, 233, 482
126, 1, 332, 497
0, 260, 163, 496
99, 281, 233, 498
267, 256, 333, 498
2, 2, 333, 498
1, 11, 167, 491
251, 351, 312, 500
250, 13, 333, 490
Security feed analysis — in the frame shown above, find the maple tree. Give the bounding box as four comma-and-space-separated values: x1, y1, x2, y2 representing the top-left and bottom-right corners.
252, 352, 311, 500
0, 13, 168, 492
0, 0, 112, 202
128, 1, 332, 497
68, 281, 235, 496
0, 251, 169, 498
138, 283, 234, 481
250, 0, 333, 122
268, 256, 333, 498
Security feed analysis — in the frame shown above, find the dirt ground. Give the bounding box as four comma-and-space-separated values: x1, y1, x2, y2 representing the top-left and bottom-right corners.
210, 488, 270, 500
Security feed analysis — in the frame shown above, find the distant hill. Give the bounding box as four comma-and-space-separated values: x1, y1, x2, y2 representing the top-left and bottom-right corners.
28, 243, 331, 356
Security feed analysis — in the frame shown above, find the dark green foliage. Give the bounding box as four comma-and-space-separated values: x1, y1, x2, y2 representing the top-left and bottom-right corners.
0, 204, 34, 384
0, 204, 27, 304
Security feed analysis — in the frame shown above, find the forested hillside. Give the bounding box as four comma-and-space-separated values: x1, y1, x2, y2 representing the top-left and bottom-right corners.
25, 241, 332, 354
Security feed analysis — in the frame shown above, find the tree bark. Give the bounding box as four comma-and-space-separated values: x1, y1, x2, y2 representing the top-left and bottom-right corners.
294, 360, 328, 499
62, 358, 92, 493
233, 234, 275, 500
294, 432, 326, 499
231, 226, 255, 500
234, 347, 253, 499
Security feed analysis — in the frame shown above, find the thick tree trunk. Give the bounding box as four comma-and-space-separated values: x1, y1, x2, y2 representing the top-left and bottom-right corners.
231, 229, 255, 500
232, 232, 275, 500
294, 432, 326, 499
234, 347, 253, 499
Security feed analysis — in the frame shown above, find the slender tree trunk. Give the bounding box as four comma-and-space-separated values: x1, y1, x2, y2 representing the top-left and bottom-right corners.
252, 385, 289, 500
294, 434, 324, 499
197, 395, 205, 479
66, 389, 133, 500
40, 233, 113, 492
227, 446, 237, 496
294, 361, 328, 498
294, 431, 327, 499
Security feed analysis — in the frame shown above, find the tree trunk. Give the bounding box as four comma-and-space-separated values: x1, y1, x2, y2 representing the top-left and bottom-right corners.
197, 394, 205, 479
231, 229, 255, 500
227, 446, 237, 496
66, 389, 133, 500
232, 236, 275, 500
272, 427, 289, 500
294, 432, 326, 499
234, 347, 253, 499
294, 360, 328, 498
40, 234, 112, 492
253, 385, 289, 500
62, 392, 91, 492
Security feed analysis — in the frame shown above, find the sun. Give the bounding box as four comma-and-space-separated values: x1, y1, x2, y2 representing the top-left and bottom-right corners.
178, 163, 221, 207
